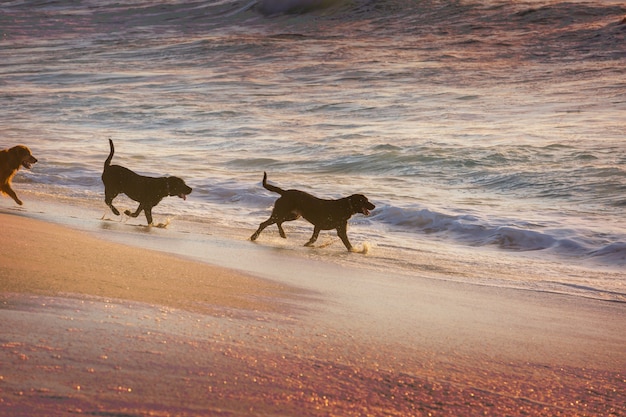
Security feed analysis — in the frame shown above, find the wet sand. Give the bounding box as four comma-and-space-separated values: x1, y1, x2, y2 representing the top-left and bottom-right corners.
1, 212, 625, 416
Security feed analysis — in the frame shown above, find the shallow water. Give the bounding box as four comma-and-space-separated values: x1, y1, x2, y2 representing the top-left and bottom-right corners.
1, 0, 625, 300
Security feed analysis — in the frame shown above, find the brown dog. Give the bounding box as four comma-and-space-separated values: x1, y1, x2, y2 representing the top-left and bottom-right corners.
0, 145, 38, 205
251, 172, 375, 251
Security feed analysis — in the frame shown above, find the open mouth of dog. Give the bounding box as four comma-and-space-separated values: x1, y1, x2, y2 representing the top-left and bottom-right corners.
22, 159, 36, 170
362, 203, 375, 216
178, 193, 187, 200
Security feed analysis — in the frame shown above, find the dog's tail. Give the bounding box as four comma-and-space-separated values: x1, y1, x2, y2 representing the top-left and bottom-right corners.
262, 172, 285, 195
104, 139, 114, 169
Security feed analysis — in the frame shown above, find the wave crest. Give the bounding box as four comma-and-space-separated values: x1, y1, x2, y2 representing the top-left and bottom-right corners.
371, 204, 624, 264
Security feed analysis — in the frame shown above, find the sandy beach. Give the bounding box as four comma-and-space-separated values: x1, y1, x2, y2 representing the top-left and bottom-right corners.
1, 211, 625, 416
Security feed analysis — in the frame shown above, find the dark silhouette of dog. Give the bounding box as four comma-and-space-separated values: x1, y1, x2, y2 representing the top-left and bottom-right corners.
0, 145, 37, 205
251, 172, 375, 251
101, 139, 192, 225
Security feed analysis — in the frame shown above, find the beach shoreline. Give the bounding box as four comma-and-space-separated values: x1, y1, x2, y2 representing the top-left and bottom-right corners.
1, 209, 625, 416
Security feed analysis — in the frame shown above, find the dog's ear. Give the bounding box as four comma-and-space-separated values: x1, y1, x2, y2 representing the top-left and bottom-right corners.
9, 146, 25, 165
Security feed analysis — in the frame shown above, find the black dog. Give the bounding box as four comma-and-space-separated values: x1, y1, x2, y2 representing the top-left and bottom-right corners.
102, 139, 192, 225
251, 172, 375, 251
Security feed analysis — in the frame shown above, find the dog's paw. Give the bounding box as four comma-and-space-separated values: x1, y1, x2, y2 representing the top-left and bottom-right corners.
154, 218, 171, 229
350, 242, 371, 254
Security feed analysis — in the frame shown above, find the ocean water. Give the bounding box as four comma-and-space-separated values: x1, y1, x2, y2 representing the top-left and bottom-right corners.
1, 0, 625, 301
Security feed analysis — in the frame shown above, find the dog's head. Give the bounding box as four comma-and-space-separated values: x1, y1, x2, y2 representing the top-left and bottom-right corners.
166, 176, 193, 200
349, 194, 375, 216
10, 145, 37, 170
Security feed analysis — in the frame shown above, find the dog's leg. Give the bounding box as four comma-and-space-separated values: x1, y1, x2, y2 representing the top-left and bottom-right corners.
251, 199, 299, 241
336, 223, 354, 251
251, 218, 276, 241
304, 226, 321, 247
276, 222, 287, 238
271, 199, 299, 239
143, 206, 154, 225
104, 191, 120, 216
124, 204, 145, 220
2, 186, 23, 205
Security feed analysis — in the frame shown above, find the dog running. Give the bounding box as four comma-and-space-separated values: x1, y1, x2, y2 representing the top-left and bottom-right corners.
0, 145, 38, 206
101, 139, 192, 225
251, 172, 375, 251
